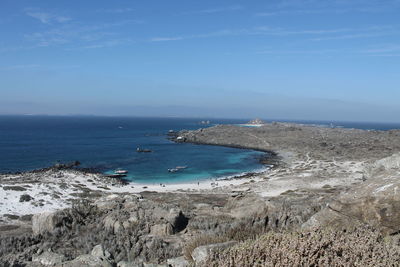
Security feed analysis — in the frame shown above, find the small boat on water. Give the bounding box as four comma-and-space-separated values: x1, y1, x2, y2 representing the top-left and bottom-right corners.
137, 147, 152, 153
175, 166, 188, 169
114, 169, 128, 175
168, 166, 188, 173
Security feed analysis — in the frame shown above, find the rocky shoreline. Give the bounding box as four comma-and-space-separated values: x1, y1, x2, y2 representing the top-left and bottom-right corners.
1, 122, 400, 266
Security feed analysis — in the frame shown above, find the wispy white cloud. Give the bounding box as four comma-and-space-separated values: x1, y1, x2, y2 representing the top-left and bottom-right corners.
360, 44, 400, 57
256, 43, 400, 58
362, 45, 400, 53
0, 64, 81, 71
191, 5, 243, 14
148, 26, 361, 42
255, 8, 351, 17
150, 37, 184, 42
311, 26, 399, 41
79, 39, 134, 49
149, 30, 237, 42
24, 20, 142, 48
147, 24, 399, 51
256, 49, 340, 55
253, 26, 351, 36
0, 64, 41, 71
255, 0, 400, 17
25, 8, 71, 24
367, 53, 400, 57
312, 33, 387, 41
275, 0, 400, 9
97, 8, 135, 14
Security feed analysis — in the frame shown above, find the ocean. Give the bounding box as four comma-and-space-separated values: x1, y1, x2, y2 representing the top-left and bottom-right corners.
0, 116, 266, 183
1, 116, 399, 184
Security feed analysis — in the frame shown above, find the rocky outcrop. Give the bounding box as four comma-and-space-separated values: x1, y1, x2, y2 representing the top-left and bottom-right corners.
303, 153, 400, 234
365, 152, 400, 177
61, 254, 113, 267
19, 194, 34, 202
30, 245, 114, 267
150, 223, 174, 236
32, 211, 68, 235
7, 195, 192, 265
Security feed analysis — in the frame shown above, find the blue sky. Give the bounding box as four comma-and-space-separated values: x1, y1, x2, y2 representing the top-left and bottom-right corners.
0, 0, 399, 121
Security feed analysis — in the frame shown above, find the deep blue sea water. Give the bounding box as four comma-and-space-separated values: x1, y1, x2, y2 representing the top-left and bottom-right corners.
0, 116, 399, 184
0, 116, 265, 184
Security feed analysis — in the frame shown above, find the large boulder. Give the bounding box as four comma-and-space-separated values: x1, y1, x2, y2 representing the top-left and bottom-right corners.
303, 153, 400, 234
150, 223, 174, 236
91, 244, 111, 259
225, 195, 267, 219
32, 211, 69, 235
102, 214, 124, 234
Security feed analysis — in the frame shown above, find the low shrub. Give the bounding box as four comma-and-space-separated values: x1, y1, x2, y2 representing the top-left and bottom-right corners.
184, 218, 268, 261
206, 227, 400, 267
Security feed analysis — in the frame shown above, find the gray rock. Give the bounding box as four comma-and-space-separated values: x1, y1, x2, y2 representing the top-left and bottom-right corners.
117, 261, 142, 267
166, 256, 189, 267
94, 194, 122, 210
61, 254, 113, 267
32, 251, 66, 266
143, 263, 168, 267
59, 244, 114, 267
19, 194, 34, 202
116, 262, 168, 267
32, 211, 65, 235
303, 153, 400, 234
191, 241, 237, 266
91, 244, 111, 259
150, 223, 174, 236
102, 214, 125, 234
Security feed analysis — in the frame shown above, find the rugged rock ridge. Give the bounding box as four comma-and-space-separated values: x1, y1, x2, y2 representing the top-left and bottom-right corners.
0, 188, 336, 266
303, 153, 400, 234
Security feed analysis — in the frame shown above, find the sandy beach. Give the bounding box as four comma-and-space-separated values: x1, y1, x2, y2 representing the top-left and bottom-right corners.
0, 168, 268, 221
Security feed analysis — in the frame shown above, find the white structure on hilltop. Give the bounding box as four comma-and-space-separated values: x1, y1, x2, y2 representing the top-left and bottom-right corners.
247, 118, 266, 125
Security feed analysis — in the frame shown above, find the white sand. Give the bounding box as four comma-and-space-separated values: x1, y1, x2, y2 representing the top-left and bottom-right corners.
0, 157, 367, 223
0, 170, 265, 220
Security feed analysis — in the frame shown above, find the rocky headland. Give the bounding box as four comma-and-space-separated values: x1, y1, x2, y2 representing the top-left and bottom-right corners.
1, 122, 400, 266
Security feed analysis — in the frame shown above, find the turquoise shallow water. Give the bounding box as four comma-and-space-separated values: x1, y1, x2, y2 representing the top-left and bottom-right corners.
0, 116, 266, 184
